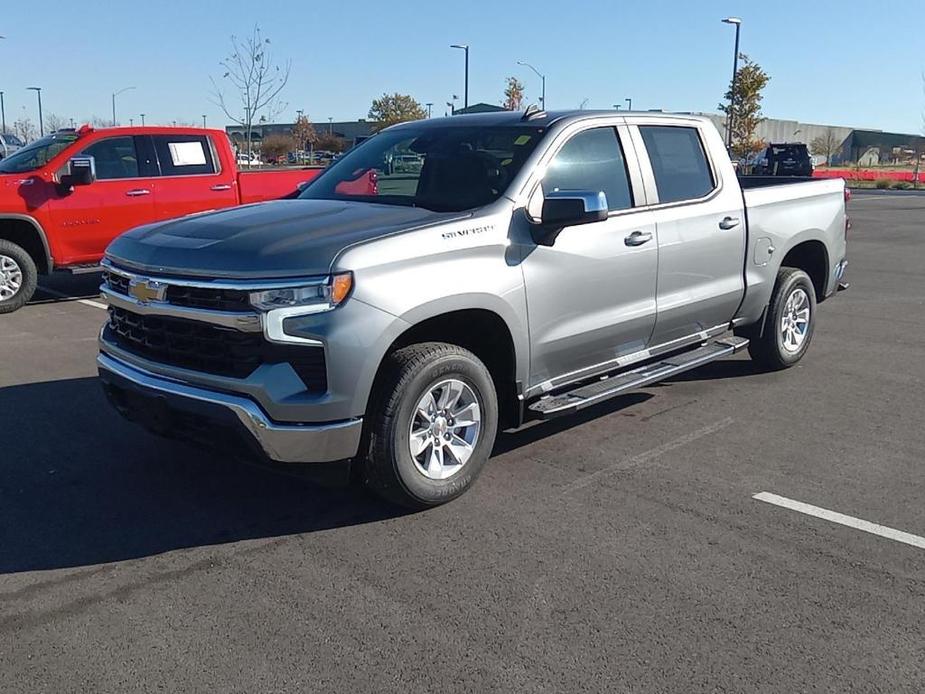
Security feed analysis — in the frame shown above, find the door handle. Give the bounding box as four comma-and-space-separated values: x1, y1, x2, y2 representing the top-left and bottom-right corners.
210, 183, 232, 191
125, 189, 151, 197
719, 216, 741, 230
624, 230, 653, 247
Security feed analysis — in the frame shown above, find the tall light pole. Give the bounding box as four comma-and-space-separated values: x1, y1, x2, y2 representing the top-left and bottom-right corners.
202, 114, 207, 128
328, 116, 333, 135
625, 97, 632, 111
612, 104, 621, 111
425, 102, 433, 118
517, 60, 546, 110
450, 44, 469, 109
112, 86, 135, 126
27, 87, 43, 137
722, 17, 742, 149
140, 113, 146, 126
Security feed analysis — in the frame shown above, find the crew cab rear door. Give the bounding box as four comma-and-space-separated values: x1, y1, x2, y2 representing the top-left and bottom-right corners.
49, 134, 159, 263
521, 123, 659, 387
629, 120, 746, 345
150, 134, 238, 218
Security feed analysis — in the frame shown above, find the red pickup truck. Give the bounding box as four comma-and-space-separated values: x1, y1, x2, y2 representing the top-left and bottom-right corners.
0, 125, 330, 313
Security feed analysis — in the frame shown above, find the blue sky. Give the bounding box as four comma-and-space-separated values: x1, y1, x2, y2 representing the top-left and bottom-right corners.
2, 0, 923, 133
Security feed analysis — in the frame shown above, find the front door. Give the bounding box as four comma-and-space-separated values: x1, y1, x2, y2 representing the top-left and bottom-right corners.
49, 135, 158, 263
521, 126, 659, 388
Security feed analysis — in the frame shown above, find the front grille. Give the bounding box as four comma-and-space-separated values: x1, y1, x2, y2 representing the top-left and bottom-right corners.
103, 269, 252, 313
106, 306, 326, 390
166, 285, 252, 313
104, 270, 130, 296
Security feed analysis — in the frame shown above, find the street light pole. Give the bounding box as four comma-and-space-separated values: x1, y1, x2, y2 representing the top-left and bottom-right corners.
27, 87, 43, 137
625, 97, 632, 111
517, 61, 546, 110
202, 114, 207, 128
425, 102, 433, 118
722, 17, 742, 149
613, 104, 621, 111
0, 91, 5, 134
328, 116, 333, 135
112, 86, 135, 126
450, 44, 469, 109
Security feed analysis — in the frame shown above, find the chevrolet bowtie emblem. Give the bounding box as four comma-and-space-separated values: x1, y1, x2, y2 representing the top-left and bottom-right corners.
128, 278, 167, 304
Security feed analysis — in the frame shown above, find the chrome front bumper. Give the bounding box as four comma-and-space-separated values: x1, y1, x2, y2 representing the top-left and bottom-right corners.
98, 353, 362, 463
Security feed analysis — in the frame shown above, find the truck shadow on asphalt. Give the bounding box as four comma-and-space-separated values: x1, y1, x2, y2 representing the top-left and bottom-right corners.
0, 377, 401, 574
0, 360, 757, 574
28, 273, 104, 306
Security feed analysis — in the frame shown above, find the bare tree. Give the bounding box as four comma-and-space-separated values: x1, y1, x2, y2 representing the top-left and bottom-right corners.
810, 128, 844, 166
44, 113, 69, 133
211, 25, 291, 159
12, 116, 36, 143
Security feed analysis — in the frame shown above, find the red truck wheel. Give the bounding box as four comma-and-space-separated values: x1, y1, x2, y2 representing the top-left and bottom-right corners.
0, 240, 37, 314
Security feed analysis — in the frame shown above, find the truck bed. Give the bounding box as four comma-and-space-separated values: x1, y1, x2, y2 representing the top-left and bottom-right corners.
237, 168, 324, 205
736, 176, 848, 322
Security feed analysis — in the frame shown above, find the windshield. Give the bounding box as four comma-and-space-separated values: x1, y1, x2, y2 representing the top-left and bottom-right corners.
2, 132, 24, 147
299, 124, 545, 212
0, 132, 79, 174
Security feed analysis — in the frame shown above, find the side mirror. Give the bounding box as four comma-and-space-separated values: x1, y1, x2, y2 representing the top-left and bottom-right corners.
532, 190, 609, 246
60, 155, 96, 188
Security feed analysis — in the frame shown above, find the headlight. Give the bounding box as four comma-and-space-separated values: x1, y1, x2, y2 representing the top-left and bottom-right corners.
249, 272, 353, 312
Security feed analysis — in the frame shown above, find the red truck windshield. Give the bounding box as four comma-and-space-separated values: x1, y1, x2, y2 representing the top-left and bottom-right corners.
299, 125, 545, 212
0, 132, 78, 174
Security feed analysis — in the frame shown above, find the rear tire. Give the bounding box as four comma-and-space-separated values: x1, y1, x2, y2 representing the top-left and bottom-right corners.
0, 240, 38, 314
363, 342, 498, 509
746, 266, 817, 371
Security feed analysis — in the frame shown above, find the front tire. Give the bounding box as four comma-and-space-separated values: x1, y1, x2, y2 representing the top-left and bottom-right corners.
0, 240, 38, 314
747, 266, 817, 371
364, 342, 498, 509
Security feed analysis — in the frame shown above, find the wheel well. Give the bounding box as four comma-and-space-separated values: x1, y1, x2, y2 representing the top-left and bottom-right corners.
782, 240, 828, 302
385, 309, 520, 429
0, 218, 50, 274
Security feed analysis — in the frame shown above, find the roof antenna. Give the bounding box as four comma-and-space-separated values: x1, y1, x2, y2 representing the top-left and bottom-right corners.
521, 104, 546, 121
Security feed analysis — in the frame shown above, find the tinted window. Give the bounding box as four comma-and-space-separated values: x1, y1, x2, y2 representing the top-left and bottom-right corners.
300, 125, 544, 212
543, 128, 633, 211
81, 136, 139, 180
153, 135, 217, 176
0, 132, 78, 173
769, 145, 809, 162
639, 126, 714, 203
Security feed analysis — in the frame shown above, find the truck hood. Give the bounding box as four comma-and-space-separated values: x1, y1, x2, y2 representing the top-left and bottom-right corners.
106, 199, 466, 278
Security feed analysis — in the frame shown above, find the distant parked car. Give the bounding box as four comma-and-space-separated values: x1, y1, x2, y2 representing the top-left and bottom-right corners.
752, 143, 814, 177
235, 152, 264, 167
0, 132, 25, 160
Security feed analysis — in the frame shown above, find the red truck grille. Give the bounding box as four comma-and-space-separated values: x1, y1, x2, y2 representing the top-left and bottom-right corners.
106, 306, 327, 390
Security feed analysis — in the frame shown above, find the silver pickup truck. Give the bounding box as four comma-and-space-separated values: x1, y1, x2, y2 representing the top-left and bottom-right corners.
97, 110, 849, 508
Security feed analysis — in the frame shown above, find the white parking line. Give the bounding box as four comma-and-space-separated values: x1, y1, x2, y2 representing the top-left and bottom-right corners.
561, 416, 735, 494
753, 492, 925, 550
37, 286, 108, 310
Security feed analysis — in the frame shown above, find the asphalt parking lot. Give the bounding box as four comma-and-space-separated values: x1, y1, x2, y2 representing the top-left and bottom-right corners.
1, 193, 923, 692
